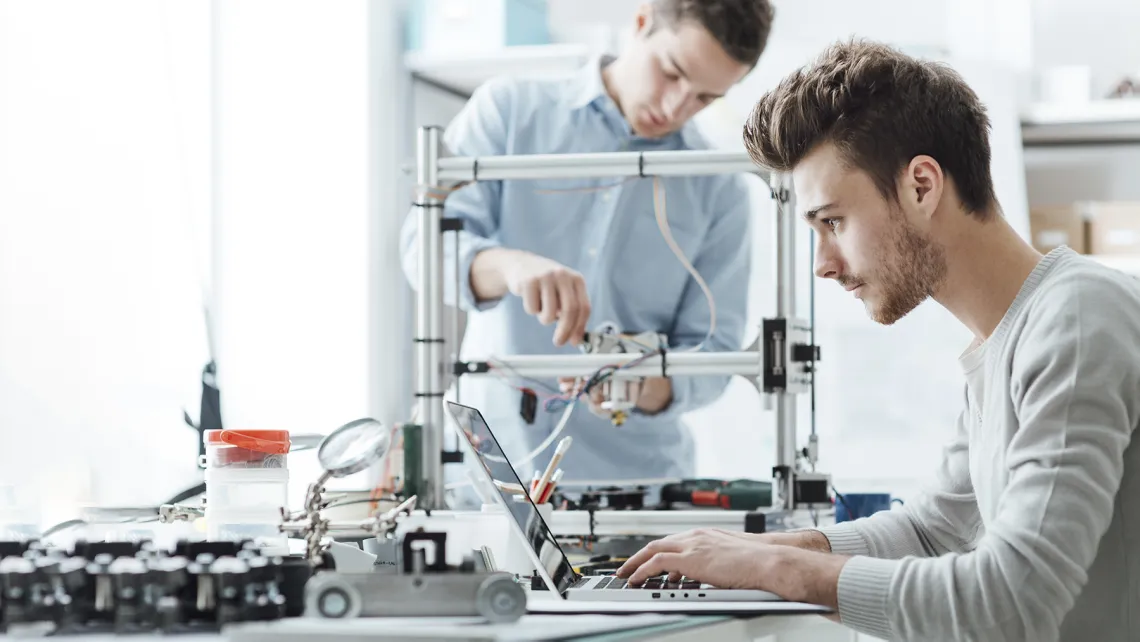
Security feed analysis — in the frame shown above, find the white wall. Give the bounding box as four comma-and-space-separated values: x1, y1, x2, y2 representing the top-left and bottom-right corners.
0, 0, 212, 527
214, 0, 408, 501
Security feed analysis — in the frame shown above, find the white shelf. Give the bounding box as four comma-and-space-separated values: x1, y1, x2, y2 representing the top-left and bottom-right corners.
1021, 99, 1140, 146
1089, 254, 1140, 275
404, 43, 593, 97
1022, 99, 1140, 125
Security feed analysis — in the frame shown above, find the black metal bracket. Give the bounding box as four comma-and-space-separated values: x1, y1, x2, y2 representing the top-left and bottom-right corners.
441, 217, 464, 233
771, 465, 791, 483
762, 317, 818, 394
453, 361, 491, 377
792, 344, 821, 363
402, 531, 449, 574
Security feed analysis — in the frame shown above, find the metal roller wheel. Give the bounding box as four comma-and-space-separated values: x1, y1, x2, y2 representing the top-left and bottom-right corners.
304, 574, 362, 619
475, 574, 526, 623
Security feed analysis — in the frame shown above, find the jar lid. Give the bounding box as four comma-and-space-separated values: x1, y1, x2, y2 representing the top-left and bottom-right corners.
204, 430, 291, 454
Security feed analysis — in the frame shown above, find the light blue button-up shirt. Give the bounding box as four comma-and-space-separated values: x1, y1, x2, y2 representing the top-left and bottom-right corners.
400, 57, 753, 496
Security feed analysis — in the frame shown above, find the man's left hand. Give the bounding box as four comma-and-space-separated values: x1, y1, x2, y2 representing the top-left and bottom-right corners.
615, 528, 847, 609
635, 377, 672, 414
557, 376, 673, 417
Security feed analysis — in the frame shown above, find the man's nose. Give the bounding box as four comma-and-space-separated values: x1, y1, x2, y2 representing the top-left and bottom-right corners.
662, 90, 686, 120
814, 241, 841, 279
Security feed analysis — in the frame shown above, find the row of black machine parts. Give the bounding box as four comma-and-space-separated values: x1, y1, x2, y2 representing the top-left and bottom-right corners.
0, 538, 319, 635
0, 530, 526, 635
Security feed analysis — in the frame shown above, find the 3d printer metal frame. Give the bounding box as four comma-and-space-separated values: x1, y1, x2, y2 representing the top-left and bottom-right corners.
411, 126, 821, 512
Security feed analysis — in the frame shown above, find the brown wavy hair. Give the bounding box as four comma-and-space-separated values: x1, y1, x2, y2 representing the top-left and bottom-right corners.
743, 39, 997, 219
650, 0, 775, 69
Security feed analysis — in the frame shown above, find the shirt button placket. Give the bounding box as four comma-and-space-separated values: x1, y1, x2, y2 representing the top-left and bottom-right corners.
585, 183, 624, 324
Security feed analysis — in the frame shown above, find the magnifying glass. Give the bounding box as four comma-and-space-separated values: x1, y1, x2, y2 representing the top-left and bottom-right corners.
314, 418, 391, 486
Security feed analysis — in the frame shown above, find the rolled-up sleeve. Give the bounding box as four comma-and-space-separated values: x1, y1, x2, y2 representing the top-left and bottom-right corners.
399, 78, 511, 312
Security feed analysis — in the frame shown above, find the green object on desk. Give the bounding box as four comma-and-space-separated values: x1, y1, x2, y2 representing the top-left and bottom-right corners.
402, 423, 422, 499
660, 478, 772, 511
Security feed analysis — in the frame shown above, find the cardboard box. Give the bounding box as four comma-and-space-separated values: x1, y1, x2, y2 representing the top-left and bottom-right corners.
1029, 205, 1088, 254
1087, 202, 1140, 255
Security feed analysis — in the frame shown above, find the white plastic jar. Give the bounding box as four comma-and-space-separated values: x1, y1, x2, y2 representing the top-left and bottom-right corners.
202, 429, 290, 553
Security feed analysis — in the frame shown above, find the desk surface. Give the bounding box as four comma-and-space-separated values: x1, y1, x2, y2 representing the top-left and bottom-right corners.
226, 612, 846, 642
0, 614, 854, 642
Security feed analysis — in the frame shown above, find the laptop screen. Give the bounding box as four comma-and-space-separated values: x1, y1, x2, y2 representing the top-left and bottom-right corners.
446, 401, 579, 595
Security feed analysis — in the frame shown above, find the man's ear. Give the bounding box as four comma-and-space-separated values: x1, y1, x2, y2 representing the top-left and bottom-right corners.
903, 155, 944, 220
634, 3, 655, 36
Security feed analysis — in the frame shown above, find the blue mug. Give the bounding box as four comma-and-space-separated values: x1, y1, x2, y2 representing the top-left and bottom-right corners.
835, 493, 903, 522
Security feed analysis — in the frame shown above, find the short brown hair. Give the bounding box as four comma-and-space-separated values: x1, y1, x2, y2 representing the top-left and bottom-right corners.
743, 39, 997, 218
651, 0, 775, 68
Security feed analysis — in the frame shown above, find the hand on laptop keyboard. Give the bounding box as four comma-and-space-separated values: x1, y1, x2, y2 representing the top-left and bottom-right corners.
612, 527, 845, 609
596, 575, 704, 590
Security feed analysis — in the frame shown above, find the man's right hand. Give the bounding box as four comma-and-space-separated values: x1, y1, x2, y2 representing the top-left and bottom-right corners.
470, 248, 591, 346
715, 528, 833, 553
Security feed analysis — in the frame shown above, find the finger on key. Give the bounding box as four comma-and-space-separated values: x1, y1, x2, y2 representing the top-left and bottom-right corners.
618, 539, 679, 578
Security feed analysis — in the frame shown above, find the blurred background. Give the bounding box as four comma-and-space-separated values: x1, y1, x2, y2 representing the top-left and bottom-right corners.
1, 0, 1138, 531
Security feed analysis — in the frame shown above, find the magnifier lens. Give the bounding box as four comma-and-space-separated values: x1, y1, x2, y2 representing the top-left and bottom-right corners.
317, 418, 389, 477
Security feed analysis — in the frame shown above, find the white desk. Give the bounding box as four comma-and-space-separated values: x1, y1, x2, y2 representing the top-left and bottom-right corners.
224, 612, 857, 641
0, 614, 860, 642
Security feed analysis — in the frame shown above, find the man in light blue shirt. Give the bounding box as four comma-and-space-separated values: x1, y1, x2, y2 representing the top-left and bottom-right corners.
400, 0, 774, 501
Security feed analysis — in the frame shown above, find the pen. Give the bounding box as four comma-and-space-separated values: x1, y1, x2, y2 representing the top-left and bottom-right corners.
493, 480, 527, 495
539, 469, 563, 504
530, 471, 542, 498
534, 437, 572, 503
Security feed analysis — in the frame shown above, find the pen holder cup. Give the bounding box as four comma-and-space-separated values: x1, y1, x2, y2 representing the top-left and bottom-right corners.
479, 500, 553, 577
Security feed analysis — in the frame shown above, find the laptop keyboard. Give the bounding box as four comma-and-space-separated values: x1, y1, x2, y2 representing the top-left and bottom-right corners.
593, 575, 702, 590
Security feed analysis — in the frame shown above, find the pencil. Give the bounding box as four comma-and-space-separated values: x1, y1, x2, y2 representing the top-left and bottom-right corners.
493, 480, 526, 495
539, 469, 563, 504
533, 437, 572, 503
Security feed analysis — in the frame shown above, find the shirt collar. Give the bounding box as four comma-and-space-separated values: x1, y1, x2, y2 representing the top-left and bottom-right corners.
568, 54, 613, 112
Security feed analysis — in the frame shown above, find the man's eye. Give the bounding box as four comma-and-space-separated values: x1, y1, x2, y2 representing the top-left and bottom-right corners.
822, 218, 840, 231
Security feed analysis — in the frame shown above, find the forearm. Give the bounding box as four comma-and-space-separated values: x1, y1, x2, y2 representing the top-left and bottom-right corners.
816, 509, 949, 559
634, 377, 673, 414
764, 529, 833, 553
764, 547, 847, 609
401, 207, 502, 312
469, 247, 520, 303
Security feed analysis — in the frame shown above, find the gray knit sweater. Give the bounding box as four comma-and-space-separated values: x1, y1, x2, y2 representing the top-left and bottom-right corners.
817, 247, 1140, 641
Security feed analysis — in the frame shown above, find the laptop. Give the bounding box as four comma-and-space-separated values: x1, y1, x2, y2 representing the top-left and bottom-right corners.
445, 401, 830, 610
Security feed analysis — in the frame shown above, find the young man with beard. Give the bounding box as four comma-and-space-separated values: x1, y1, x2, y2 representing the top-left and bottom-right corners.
615, 39, 1140, 642
401, 1, 775, 499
